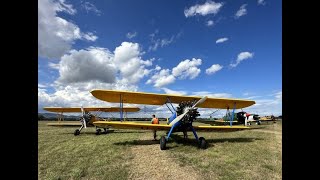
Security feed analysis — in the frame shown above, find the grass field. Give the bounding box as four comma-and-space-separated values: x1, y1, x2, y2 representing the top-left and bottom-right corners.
38, 120, 282, 180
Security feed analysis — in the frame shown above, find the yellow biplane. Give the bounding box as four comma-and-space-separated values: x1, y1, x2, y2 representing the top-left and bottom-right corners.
43, 106, 140, 135
90, 90, 256, 150
259, 115, 277, 124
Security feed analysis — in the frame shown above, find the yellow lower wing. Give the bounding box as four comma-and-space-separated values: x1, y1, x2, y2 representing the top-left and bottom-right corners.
93, 121, 172, 130
193, 125, 250, 132
93, 121, 250, 132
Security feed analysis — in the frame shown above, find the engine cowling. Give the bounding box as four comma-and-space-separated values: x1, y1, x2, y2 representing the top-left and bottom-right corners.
176, 101, 200, 124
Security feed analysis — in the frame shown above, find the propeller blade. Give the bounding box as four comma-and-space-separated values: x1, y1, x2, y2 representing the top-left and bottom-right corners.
81, 106, 85, 117
83, 118, 87, 128
169, 111, 189, 126
169, 96, 207, 126
192, 96, 207, 108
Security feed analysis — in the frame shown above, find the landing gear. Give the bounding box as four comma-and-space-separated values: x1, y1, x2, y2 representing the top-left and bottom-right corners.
103, 128, 108, 134
198, 137, 207, 149
74, 129, 80, 136
257, 121, 261, 125
183, 131, 188, 139
96, 129, 102, 135
160, 136, 166, 150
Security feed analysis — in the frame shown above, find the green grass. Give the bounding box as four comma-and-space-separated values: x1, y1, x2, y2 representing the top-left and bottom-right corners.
38, 121, 282, 179
38, 122, 143, 179
167, 121, 282, 180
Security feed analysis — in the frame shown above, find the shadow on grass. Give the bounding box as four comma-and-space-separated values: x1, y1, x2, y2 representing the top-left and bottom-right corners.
61, 130, 147, 136
114, 139, 160, 146
113, 134, 263, 149
169, 134, 263, 148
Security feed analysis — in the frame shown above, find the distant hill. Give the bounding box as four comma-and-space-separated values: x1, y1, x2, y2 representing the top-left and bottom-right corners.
38, 113, 80, 121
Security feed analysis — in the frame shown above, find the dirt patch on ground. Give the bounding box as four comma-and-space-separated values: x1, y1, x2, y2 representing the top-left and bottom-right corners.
128, 133, 201, 180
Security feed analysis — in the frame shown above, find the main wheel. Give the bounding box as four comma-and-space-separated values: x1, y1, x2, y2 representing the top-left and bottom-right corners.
103, 128, 108, 134
160, 136, 166, 150
74, 129, 80, 136
257, 121, 261, 125
96, 129, 101, 135
199, 137, 207, 149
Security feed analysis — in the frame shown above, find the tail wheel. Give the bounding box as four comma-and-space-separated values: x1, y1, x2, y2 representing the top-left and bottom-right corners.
199, 137, 207, 149
160, 136, 166, 150
74, 129, 80, 136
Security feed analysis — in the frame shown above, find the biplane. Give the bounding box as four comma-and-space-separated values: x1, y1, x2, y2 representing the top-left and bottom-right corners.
259, 115, 277, 123
43, 106, 140, 135
90, 90, 256, 150
236, 112, 261, 125
206, 112, 276, 126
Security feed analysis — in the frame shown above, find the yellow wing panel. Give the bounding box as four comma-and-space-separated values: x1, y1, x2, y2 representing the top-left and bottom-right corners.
47, 122, 82, 126
90, 89, 255, 109
43, 107, 140, 113
193, 125, 250, 132
93, 121, 172, 131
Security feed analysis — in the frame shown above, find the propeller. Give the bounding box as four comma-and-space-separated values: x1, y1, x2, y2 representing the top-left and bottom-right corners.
169, 96, 207, 126
81, 106, 87, 128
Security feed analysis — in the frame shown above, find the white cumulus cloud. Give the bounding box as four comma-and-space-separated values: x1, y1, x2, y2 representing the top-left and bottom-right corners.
206, 64, 223, 75
38, 80, 138, 110
57, 47, 116, 84
206, 20, 214, 26
162, 88, 187, 95
230, 52, 254, 68
184, 1, 223, 17
155, 65, 161, 71
81, 1, 102, 15
114, 42, 152, 84
52, 42, 152, 85
172, 58, 202, 79
38, 0, 98, 59
216, 37, 228, 44
258, 0, 266, 5
126, 32, 137, 39
146, 58, 202, 88
242, 90, 282, 116
146, 69, 176, 88
192, 91, 232, 98
235, 4, 247, 19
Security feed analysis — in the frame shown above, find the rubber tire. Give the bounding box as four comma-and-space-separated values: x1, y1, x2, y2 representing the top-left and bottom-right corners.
257, 121, 261, 125
96, 129, 101, 135
160, 136, 166, 150
74, 129, 80, 136
199, 137, 207, 149
103, 128, 108, 134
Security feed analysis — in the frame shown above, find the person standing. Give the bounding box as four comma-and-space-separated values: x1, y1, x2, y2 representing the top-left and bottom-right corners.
151, 114, 159, 140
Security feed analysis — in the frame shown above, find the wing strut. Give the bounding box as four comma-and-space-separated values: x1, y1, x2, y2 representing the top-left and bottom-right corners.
119, 94, 123, 122
164, 97, 176, 115
229, 102, 236, 127
166, 122, 178, 141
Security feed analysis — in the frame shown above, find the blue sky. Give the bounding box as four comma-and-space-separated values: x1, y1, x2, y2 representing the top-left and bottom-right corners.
38, 0, 282, 117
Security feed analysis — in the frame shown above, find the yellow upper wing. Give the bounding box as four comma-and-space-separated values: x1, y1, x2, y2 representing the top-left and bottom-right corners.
90, 90, 255, 109
93, 121, 250, 132
43, 107, 140, 113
